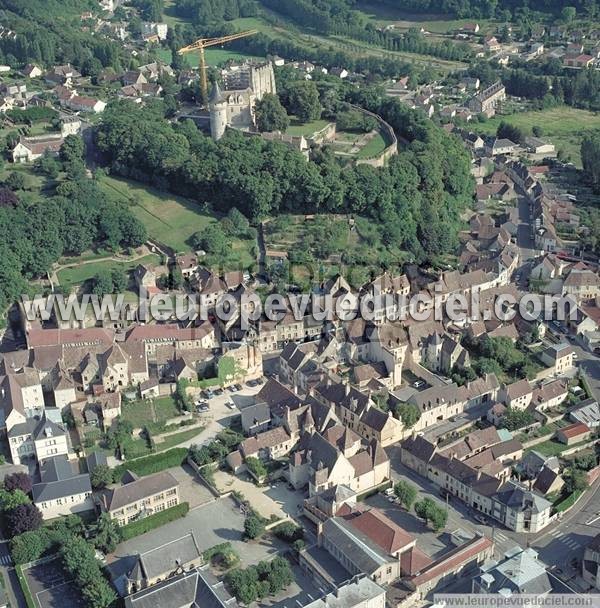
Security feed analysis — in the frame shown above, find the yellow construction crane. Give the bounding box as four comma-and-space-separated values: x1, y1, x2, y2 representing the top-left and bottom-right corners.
178, 30, 258, 102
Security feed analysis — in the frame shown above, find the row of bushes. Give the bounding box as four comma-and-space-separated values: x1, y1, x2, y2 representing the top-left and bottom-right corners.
112, 447, 187, 480
120, 502, 190, 541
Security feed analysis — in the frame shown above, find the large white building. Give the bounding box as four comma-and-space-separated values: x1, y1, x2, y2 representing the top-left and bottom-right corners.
209, 61, 276, 140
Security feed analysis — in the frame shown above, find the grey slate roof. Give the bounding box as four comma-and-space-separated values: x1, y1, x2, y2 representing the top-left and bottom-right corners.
322, 517, 391, 575
103, 471, 178, 511
124, 565, 238, 608
32, 455, 91, 503
130, 533, 202, 582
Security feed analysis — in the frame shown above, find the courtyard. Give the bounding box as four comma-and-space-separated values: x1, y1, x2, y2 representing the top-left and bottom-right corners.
108, 495, 287, 579
22, 558, 84, 608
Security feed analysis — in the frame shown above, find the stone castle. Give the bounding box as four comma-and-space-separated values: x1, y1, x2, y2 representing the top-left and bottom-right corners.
209, 61, 276, 140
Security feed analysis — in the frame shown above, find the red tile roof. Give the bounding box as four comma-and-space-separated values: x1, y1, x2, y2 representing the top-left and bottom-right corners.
343, 508, 415, 555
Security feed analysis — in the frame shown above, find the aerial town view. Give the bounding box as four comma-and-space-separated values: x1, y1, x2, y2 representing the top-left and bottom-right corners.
3, 0, 600, 607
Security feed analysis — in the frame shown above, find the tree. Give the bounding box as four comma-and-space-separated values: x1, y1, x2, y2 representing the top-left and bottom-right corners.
4, 472, 33, 494
273, 521, 303, 543
395, 402, 421, 428
244, 513, 266, 539
561, 6, 576, 22
10, 529, 52, 565
532, 125, 544, 137
565, 468, 588, 494
582, 133, 600, 190
414, 497, 447, 532
288, 81, 322, 123
5, 172, 25, 191
90, 465, 113, 489
91, 513, 121, 553
394, 480, 417, 510
7, 503, 43, 536
0, 488, 31, 512
92, 269, 114, 297
496, 121, 525, 144
0, 188, 19, 208
110, 268, 128, 292
500, 407, 535, 431
255, 93, 290, 132
82, 577, 117, 608
192, 224, 230, 256
245, 456, 267, 481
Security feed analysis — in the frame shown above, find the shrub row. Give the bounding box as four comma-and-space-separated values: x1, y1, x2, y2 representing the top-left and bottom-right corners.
120, 502, 190, 541
112, 447, 187, 480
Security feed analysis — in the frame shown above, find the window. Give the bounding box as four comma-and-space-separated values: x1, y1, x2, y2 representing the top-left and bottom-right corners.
167, 498, 178, 508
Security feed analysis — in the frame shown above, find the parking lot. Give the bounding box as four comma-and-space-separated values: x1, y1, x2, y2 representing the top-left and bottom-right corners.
213, 472, 305, 520
109, 495, 287, 579
189, 382, 263, 447
24, 558, 84, 608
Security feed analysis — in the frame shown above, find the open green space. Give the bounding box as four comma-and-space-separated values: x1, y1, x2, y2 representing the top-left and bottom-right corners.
527, 438, 591, 457
99, 175, 216, 252
356, 132, 388, 158
356, 2, 499, 34
286, 118, 331, 137
99, 175, 257, 269
475, 106, 600, 167
121, 395, 181, 427
56, 253, 160, 289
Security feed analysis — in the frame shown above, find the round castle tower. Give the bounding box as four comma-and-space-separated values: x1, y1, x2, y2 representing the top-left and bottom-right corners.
209, 81, 228, 141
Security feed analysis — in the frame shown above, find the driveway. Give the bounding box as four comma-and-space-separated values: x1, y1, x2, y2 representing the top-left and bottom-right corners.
178, 384, 264, 449
166, 463, 214, 508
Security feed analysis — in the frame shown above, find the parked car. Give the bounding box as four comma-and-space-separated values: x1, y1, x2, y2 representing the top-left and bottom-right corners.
235, 383, 243, 391
226, 402, 236, 410
413, 380, 425, 388
473, 513, 487, 525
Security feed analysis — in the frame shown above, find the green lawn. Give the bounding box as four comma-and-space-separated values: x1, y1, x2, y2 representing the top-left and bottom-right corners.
99, 176, 257, 270
476, 106, 600, 167
528, 438, 591, 457
99, 176, 216, 252
286, 118, 331, 137
56, 253, 160, 289
355, 2, 499, 34
121, 395, 181, 427
356, 132, 388, 159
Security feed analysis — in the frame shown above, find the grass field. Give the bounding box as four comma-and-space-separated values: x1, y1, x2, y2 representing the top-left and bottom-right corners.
356, 132, 388, 158
99, 176, 216, 252
286, 118, 331, 137
56, 254, 160, 288
475, 106, 600, 167
121, 395, 181, 427
355, 2, 498, 34
99, 176, 257, 270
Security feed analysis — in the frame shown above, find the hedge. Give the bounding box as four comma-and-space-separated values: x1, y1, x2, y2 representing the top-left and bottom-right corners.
15, 564, 35, 608
555, 489, 583, 513
112, 447, 187, 480
120, 502, 190, 541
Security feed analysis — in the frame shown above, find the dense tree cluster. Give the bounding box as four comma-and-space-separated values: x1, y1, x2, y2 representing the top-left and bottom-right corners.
0, 0, 125, 73
61, 536, 117, 608
371, 0, 588, 19
96, 93, 473, 265
225, 556, 294, 604
0, 175, 146, 310
581, 132, 600, 190
173, 0, 258, 24
258, 0, 471, 61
